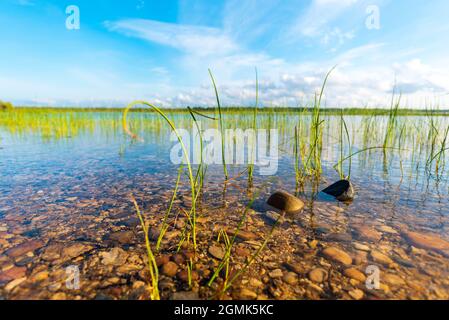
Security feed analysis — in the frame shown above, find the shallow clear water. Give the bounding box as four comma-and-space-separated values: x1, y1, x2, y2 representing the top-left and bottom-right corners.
1, 111, 448, 300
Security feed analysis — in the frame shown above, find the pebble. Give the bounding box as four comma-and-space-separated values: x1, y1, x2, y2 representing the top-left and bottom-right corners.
161, 262, 178, 277
108, 230, 135, 244
370, 250, 393, 266
282, 272, 298, 285
62, 243, 93, 260
5, 277, 27, 292
402, 231, 449, 252
226, 229, 258, 241
208, 246, 225, 260
237, 288, 258, 300
322, 247, 352, 265
177, 270, 199, 282
352, 225, 382, 242
268, 269, 283, 278
343, 268, 366, 282
348, 289, 364, 300
0, 266, 27, 283
100, 248, 129, 266
353, 242, 370, 252
155, 255, 170, 267
308, 268, 328, 283
5, 240, 44, 258
249, 278, 263, 287
383, 273, 406, 286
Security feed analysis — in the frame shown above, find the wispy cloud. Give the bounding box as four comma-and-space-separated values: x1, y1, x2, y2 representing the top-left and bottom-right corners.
105, 19, 238, 57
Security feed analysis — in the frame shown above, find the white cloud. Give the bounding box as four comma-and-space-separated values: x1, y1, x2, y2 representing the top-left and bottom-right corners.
105, 19, 238, 57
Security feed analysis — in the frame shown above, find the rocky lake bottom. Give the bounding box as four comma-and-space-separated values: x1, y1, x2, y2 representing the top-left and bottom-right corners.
1, 114, 449, 300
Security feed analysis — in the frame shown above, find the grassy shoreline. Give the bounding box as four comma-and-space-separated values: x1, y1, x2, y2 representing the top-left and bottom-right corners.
5, 106, 449, 116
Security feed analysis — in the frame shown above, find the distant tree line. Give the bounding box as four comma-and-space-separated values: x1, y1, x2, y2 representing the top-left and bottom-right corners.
0, 100, 14, 110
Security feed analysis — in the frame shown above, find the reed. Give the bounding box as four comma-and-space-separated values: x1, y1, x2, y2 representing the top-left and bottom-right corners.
208, 69, 229, 180
131, 195, 160, 300
123, 101, 199, 251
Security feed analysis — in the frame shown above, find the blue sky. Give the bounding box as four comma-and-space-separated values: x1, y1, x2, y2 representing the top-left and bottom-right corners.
1, 0, 449, 108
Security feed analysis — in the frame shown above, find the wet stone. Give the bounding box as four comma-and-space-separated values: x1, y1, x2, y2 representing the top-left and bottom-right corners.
322, 247, 352, 266
308, 268, 328, 283
343, 268, 366, 282
266, 191, 305, 213
161, 262, 178, 277
370, 250, 393, 266
352, 225, 382, 242
100, 248, 128, 266
208, 245, 225, 260
5, 240, 44, 258
107, 230, 135, 244
402, 231, 449, 253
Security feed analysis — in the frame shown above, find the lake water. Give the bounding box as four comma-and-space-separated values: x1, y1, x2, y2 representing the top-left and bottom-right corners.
0, 110, 448, 300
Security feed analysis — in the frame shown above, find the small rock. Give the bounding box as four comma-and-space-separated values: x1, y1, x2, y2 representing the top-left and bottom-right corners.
177, 270, 199, 282
308, 268, 328, 283
226, 229, 258, 241
0, 266, 27, 283
344, 268, 366, 282
322, 247, 352, 265
352, 225, 382, 242
282, 271, 298, 285
326, 233, 352, 242
263, 211, 286, 224
238, 288, 258, 300
51, 292, 67, 300
321, 180, 354, 201
249, 278, 263, 287
62, 243, 93, 260
268, 269, 283, 278
383, 273, 405, 286
100, 248, 129, 266
348, 289, 364, 300
353, 242, 370, 252
161, 262, 178, 277
266, 191, 305, 213
155, 255, 170, 267
5, 240, 44, 258
172, 254, 185, 265
5, 277, 27, 292
208, 245, 225, 260
370, 250, 393, 266
378, 225, 398, 234
108, 231, 135, 244
402, 231, 449, 253
30, 271, 49, 282
235, 246, 250, 257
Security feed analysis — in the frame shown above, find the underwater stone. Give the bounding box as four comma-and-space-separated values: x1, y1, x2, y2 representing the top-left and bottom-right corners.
321, 180, 355, 201
266, 191, 305, 213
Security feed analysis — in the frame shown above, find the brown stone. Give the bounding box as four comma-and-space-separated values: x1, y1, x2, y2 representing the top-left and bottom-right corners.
308, 268, 328, 283
322, 247, 352, 265
161, 261, 178, 277
402, 231, 449, 252
5, 240, 44, 258
344, 268, 366, 282
0, 266, 26, 283
352, 225, 382, 242
267, 191, 305, 213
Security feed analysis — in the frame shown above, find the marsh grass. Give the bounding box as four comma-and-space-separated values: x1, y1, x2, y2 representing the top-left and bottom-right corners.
131, 195, 160, 300
123, 101, 199, 251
